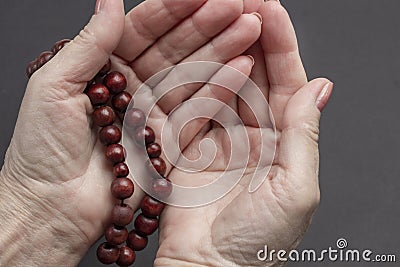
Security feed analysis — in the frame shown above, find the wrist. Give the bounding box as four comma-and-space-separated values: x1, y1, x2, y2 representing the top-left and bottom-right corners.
0, 170, 88, 266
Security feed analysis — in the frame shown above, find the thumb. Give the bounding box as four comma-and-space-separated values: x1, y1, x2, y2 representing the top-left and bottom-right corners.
278, 78, 333, 196
39, 0, 125, 93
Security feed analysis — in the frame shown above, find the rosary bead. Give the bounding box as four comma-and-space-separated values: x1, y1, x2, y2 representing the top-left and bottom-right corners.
134, 214, 159, 236
113, 162, 130, 178
99, 125, 121, 145
127, 230, 148, 251
99, 59, 112, 76
51, 39, 71, 54
111, 204, 134, 226
105, 224, 129, 246
111, 178, 134, 200
86, 84, 110, 106
112, 92, 132, 113
38, 51, 54, 67
93, 106, 116, 127
140, 195, 165, 218
134, 126, 155, 146
125, 108, 145, 129
106, 144, 126, 164
26, 60, 39, 77
151, 178, 173, 198
116, 246, 136, 267
146, 143, 162, 158
149, 157, 167, 176
104, 71, 127, 94
97, 242, 120, 265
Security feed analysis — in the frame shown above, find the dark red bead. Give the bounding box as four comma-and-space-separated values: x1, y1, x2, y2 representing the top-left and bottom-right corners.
151, 178, 173, 198
134, 126, 155, 146
38, 51, 54, 68
111, 204, 134, 226
127, 230, 148, 251
51, 39, 71, 54
93, 106, 116, 127
147, 143, 162, 158
98, 59, 112, 76
112, 92, 132, 113
149, 157, 167, 176
111, 178, 134, 200
113, 163, 130, 178
106, 144, 126, 164
97, 242, 120, 265
105, 224, 128, 246
140, 196, 165, 218
125, 108, 145, 129
104, 71, 127, 94
86, 84, 110, 106
116, 246, 136, 266
26, 59, 39, 77
134, 214, 159, 236
99, 125, 121, 145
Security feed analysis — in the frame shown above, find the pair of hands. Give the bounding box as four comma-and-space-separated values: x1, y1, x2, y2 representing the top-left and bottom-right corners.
0, 0, 332, 266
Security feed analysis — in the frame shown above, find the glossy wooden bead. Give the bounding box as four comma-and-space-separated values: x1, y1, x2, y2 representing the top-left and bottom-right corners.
104, 71, 127, 94
99, 125, 121, 145
112, 92, 132, 113
111, 204, 134, 226
116, 246, 136, 266
111, 178, 134, 200
99, 59, 112, 76
134, 126, 155, 146
93, 106, 116, 127
140, 196, 165, 218
105, 224, 128, 246
149, 157, 167, 176
134, 214, 159, 236
86, 84, 110, 106
125, 108, 145, 129
151, 178, 172, 198
97, 242, 120, 265
51, 39, 71, 54
38, 51, 54, 67
146, 143, 162, 158
127, 230, 148, 251
26, 60, 39, 77
106, 144, 126, 164
113, 162, 130, 178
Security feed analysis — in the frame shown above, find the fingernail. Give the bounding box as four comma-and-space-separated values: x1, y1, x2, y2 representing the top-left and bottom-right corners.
268, 0, 281, 3
251, 12, 263, 24
316, 82, 334, 111
95, 0, 105, 14
246, 55, 255, 66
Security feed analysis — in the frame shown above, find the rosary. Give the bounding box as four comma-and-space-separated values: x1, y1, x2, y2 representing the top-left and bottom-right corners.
27, 39, 171, 266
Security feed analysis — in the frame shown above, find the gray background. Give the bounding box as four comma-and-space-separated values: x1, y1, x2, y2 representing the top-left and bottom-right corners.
0, 1, 399, 266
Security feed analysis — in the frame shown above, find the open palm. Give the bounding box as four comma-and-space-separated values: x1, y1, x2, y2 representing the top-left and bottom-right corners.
156, 2, 332, 267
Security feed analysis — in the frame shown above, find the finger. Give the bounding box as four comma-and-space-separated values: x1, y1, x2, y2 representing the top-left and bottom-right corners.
170, 55, 254, 150
238, 42, 269, 127
115, 0, 207, 62
278, 79, 333, 199
36, 0, 125, 94
259, 2, 307, 127
157, 13, 262, 113
243, 0, 263, 13
130, 0, 243, 82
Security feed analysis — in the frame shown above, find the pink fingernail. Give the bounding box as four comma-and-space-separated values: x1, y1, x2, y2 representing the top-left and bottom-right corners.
95, 0, 106, 14
316, 82, 334, 111
251, 12, 263, 24
246, 55, 255, 66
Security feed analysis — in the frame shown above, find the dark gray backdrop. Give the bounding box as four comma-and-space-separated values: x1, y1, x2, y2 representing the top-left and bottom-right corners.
1, 1, 399, 266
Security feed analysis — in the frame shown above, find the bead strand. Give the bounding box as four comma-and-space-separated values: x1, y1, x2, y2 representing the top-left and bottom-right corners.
27, 39, 172, 267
